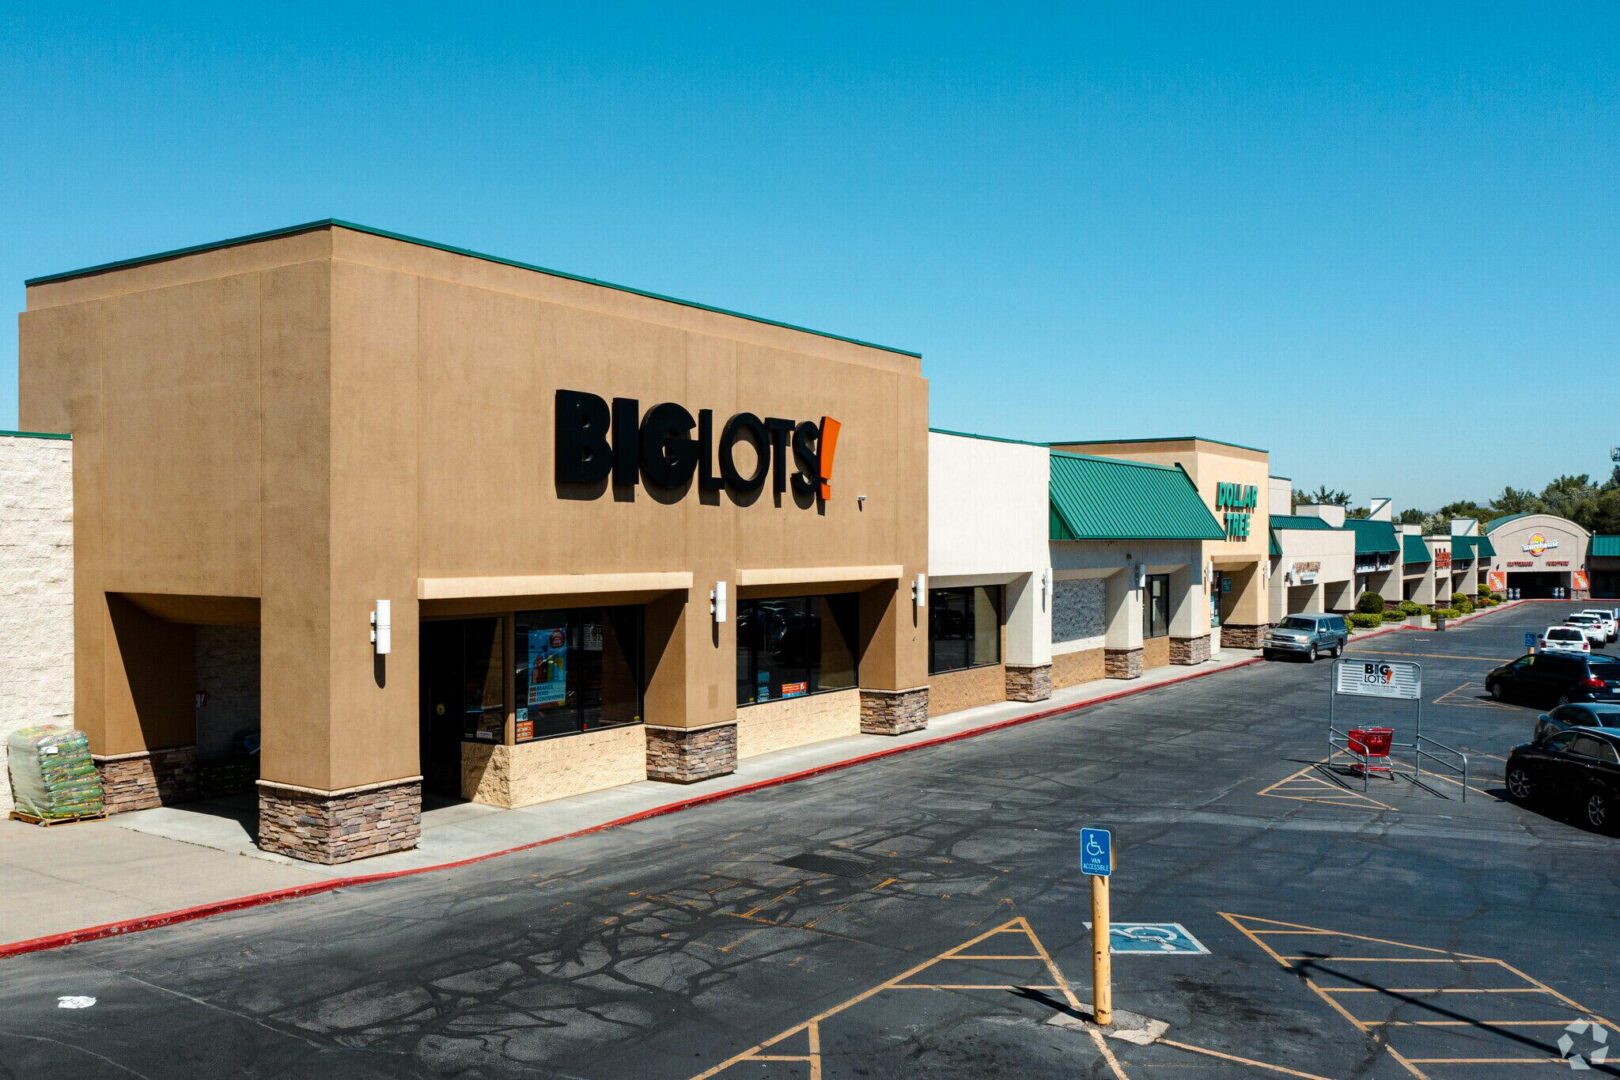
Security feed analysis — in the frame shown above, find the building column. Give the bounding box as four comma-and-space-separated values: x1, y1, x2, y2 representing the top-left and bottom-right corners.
1217, 562, 1270, 649
1003, 571, 1053, 702
90, 594, 201, 814
1168, 564, 1211, 666
256, 262, 422, 865
1103, 568, 1144, 679
858, 578, 930, 734
643, 586, 738, 783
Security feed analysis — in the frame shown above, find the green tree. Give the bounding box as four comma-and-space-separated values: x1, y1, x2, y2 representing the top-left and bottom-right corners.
1540, 474, 1597, 520
1396, 508, 1426, 525
1490, 486, 1544, 516
1306, 485, 1351, 507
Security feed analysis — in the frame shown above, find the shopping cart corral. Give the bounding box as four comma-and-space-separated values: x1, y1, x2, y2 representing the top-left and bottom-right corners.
1326, 657, 1470, 801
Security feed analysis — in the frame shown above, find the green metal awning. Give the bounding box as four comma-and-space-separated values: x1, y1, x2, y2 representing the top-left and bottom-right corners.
1403, 535, 1432, 564
1594, 535, 1620, 558
1451, 536, 1476, 561
1343, 518, 1400, 556
1486, 512, 1532, 533
1049, 452, 1226, 541
1270, 514, 1333, 558
1474, 535, 1497, 558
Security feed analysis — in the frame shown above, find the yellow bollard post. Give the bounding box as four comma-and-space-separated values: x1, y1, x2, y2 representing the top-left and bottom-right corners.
1092, 863, 1112, 1026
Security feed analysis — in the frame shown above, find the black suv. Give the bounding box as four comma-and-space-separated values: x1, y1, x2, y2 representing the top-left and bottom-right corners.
1485, 652, 1620, 707
1506, 727, 1620, 831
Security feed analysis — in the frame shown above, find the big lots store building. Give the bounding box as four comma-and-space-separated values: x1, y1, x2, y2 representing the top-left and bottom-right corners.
3, 222, 1312, 863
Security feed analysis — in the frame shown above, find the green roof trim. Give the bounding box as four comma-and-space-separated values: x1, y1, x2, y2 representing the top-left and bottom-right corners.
1046, 434, 1269, 455
1592, 535, 1620, 558
1403, 535, 1432, 564
1474, 535, 1496, 558
929, 427, 1048, 447
1344, 518, 1400, 556
1270, 514, 1335, 531
1486, 512, 1534, 533
1049, 452, 1226, 542
26, 219, 920, 359
1451, 536, 1477, 561
0, 429, 72, 441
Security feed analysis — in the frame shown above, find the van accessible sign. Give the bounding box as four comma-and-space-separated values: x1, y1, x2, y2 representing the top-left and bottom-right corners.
1335, 659, 1422, 700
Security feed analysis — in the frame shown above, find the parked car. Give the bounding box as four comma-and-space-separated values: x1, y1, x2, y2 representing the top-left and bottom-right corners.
1262, 614, 1349, 662
1505, 727, 1620, 831
1533, 702, 1620, 743
1486, 652, 1620, 706
1577, 609, 1618, 642
1565, 614, 1608, 646
1540, 626, 1591, 655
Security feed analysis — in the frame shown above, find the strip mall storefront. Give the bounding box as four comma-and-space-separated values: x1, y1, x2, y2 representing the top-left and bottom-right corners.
1483, 513, 1592, 600
1050, 437, 1273, 651
19, 222, 929, 864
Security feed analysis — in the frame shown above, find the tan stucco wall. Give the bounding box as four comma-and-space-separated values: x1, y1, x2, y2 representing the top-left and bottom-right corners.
1142, 636, 1171, 670
1052, 648, 1105, 688
461, 724, 647, 808
736, 689, 860, 758
21, 225, 928, 794
927, 663, 1007, 717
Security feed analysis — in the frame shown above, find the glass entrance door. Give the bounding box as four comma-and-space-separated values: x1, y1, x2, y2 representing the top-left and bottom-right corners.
419, 618, 505, 798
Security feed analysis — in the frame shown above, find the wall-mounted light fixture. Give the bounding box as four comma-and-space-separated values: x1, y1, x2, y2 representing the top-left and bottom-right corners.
912, 572, 928, 608
1204, 559, 1214, 591
710, 580, 728, 624
1040, 567, 1051, 611
1134, 563, 1147, 589
371, 599, 392, 655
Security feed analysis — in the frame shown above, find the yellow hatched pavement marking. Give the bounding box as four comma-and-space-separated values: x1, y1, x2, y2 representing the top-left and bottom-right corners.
1222, 912, 1617, 1077
690, 916, 1127, 1080
1257, 762, 1399, 811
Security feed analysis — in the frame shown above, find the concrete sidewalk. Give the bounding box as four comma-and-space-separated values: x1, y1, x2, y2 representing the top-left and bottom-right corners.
1, 648, 1267, 949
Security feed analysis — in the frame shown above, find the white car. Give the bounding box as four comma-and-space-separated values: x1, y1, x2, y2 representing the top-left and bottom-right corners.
1541, 626, 1591, 654
1564, 614, 1607, 646
1578, 608, 1618, 642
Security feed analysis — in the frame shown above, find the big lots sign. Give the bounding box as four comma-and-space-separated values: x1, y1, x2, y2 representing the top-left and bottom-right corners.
555, 390, 841, 502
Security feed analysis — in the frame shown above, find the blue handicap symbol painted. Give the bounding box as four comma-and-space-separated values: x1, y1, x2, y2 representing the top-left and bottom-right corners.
1080, 827, 1111, 877
1106, 922, 1208, 955
1525, 632, 1537, 649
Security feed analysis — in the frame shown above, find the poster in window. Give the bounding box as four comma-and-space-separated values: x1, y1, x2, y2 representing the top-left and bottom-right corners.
527, 628, 568, 708
756, 671, 771, 702
781, 681, 808, 698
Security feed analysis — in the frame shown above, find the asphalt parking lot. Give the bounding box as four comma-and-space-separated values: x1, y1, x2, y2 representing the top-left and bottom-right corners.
2, 602, 1616, 1079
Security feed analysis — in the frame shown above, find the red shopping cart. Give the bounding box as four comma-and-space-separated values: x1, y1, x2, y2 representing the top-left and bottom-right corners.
1347, 727, 1394, 777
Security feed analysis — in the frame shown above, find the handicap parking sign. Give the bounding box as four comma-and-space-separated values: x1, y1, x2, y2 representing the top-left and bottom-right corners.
1525, 632, 1537, 650
1094, 922, 1209, 955
1080, 828, 1111, 876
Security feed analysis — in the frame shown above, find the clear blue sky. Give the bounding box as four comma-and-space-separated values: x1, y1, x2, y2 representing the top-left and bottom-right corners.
3, 4, 1616, 510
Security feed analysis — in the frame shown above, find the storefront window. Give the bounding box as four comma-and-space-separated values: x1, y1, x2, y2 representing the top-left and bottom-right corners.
421, 617, 506, 742
928, 586, 1002, 674
1143, 574, 1170, 639
736, 594, 860, 706
514, 607, 643, 740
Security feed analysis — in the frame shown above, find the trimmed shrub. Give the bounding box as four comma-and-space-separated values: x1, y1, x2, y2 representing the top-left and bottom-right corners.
1432, 607, 1460, 619
1382, 609, 1408, 623
1490, 591, 1505, 602
1355, 591, 1386, 615
1349, 613, 1384, 629
1475, 584, 1490, 597
1398, 600, 1422, 615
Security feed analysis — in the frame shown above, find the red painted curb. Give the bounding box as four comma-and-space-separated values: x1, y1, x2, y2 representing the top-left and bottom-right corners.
0, 652, 1259, 960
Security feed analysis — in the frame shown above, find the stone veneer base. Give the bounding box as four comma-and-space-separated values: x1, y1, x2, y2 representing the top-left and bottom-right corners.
1103, 647, 1144, 680
94, 745, 200, 814
257, 777, 421, 865
645, 723, 737, 783
1004, 663, 1053, 702
1169, 634, 1212, 665
860, 687, 930, 735
1220, 623, 1270, 650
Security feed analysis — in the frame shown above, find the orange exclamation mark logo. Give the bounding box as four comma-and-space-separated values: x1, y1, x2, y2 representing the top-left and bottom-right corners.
818, 416, 841, 499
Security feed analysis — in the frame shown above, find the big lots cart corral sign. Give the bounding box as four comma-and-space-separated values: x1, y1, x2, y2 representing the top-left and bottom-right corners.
1335, 660, 1422, 700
